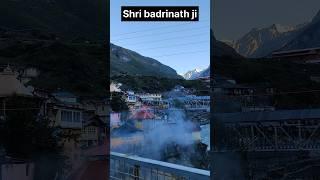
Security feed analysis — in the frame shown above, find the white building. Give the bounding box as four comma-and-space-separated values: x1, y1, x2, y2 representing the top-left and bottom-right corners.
137, 93, 162, 102
49, 92, 83, 129
126, 91, 137, 103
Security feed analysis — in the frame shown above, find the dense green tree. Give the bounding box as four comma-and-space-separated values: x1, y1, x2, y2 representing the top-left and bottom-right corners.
0, 95, 65, 180
110, 92, 129, 112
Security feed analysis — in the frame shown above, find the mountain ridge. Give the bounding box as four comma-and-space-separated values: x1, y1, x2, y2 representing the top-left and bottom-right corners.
110, 43, 181, 79
233, 23, 306, 58
281, 10, 320, 50
183, 66, 210, 80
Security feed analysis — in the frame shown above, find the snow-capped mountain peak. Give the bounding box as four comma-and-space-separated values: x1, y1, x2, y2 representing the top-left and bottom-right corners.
183, 68, 204, 80
194, 68, 203, 73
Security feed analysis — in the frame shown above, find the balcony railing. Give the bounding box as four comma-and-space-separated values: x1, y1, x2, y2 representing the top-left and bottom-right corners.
110, 152, 210, 180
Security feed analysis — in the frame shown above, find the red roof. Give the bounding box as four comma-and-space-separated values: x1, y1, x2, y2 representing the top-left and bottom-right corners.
130, 106, 155, 120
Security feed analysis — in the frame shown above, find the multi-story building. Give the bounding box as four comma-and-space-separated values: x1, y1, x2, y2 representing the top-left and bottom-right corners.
125, 91, 137, 104
0, 65, 108, 179
137, 93, 162, 102
0, 65, 35, 120
272, 47, 320, 64
81, 115, 107, 147
0, 156, 34, 180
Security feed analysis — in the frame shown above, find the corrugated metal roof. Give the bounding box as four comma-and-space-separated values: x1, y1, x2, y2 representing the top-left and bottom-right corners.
213, 109, 320, 123
273, 47, 320, 55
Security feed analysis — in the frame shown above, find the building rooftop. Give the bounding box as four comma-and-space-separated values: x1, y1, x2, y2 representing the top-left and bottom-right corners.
52, 91, 77, 98
52, 91, 78, 104
273, 47, 320, 55
129, 106, 155, 120
213, 108, 320, 123
111, 152, 210, 178
83, 115, 106, 127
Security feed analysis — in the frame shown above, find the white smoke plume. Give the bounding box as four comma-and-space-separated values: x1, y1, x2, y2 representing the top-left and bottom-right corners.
111, 109, 198, 161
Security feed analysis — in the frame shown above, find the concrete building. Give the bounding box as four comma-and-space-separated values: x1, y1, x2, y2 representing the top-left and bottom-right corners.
0, 65, 109, 179
0, 158, 34, 180
81, 116, 107, 147
0, 65, 33, 97
125, 91, 137, 104
272, 47, 320, 64
137, 93, 162, 102
0, 65, 38, 123
213, 75, 274, 113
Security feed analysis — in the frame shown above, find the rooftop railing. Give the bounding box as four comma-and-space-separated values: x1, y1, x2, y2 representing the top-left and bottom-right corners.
110, 152, 210, 180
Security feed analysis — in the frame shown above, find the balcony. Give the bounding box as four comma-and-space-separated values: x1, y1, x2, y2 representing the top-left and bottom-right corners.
60, 121, 82, 129
110, 152, 210, 180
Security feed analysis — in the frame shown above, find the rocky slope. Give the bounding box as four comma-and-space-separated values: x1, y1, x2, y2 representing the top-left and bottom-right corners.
234, 24, 305, 58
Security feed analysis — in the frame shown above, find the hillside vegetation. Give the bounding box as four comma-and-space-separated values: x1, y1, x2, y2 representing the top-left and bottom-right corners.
110, 43, 181, 79
0, 33, 107, 97
111, 75, 209, 95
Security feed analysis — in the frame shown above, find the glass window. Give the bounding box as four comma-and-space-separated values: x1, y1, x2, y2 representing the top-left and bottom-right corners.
61, 110, 72, 122
61, 110, 81, 123
73, 112, 81, 122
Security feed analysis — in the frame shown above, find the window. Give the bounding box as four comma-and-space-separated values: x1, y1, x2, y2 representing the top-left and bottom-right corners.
73, 112, 81, 122
87, 127, 96, 135
61, 110, 81, 123
61, 111, 72, 122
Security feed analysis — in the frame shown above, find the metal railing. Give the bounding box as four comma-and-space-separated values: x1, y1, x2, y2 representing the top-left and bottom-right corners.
110, 152, 210, 180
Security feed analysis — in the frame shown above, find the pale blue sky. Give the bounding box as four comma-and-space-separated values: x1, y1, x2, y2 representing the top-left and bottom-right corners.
110, 0, 210, 75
